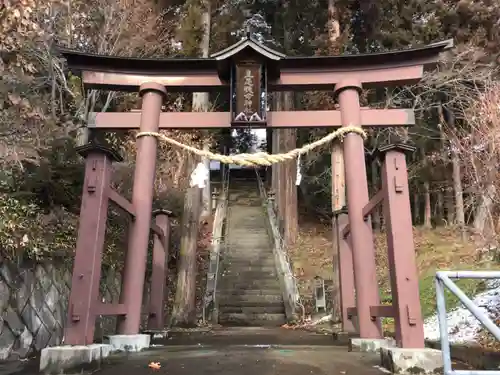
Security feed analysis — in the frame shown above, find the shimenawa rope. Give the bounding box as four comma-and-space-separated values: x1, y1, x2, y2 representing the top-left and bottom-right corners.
136, 126, 366, 167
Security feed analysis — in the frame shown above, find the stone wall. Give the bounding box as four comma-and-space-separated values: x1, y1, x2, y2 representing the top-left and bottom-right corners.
0, 259, 122, 360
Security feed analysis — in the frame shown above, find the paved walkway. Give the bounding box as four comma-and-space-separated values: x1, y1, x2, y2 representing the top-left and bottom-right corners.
1, 328, 385, 375
98, 328, 383, 375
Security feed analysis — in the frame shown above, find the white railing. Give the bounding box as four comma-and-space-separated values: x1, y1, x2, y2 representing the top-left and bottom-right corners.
436, 271, 500, 375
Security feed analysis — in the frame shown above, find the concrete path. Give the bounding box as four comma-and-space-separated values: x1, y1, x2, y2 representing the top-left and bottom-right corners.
0, 328, 385, 375
95, 328, 383, 375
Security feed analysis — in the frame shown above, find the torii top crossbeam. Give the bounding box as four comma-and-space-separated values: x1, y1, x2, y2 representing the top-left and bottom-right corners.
59, 36, 453, 130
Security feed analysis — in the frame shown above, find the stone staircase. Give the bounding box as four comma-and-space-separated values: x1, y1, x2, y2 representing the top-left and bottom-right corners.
217, 178, 286, 326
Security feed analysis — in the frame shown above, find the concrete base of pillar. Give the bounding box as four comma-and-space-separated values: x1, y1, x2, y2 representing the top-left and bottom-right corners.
39, 344, 112, 375
349, 338, 395, 353
107, 334, 151, 352
380, 347, 443, 374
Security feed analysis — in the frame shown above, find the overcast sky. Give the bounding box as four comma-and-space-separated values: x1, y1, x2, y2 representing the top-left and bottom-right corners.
253, 129, 266, 143
209, 129, 267, 170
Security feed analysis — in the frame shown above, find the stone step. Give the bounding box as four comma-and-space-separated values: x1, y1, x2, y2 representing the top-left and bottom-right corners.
225, 242, 271, 254
221, 265, 276, 273
226, 238, 269, 242
228, 229, 268, 232
220, 280, 281, 289
229, 226, 267, 230
218, 294, 283, 305
219, 305, 285, 314
223, 250, 274, 258
227, 238, 271, 244
224, 253, 274, 259
220, 271, 277, 279
224, 253, 272, 258
220, 277, 279, 285
219, 289, 283, 297
223, 251, 273, 256
218, 313, 286, 326
227, 237, 268, 241
223, 260, 275, 267
223, 258, 276, 267
229, 222, 266, 225
226, 235, 268, 238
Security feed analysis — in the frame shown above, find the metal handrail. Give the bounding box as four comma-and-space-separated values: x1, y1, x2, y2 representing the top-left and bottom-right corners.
255, 169, 301, 320
202, 166, 230, 323
436, 270, 500, 375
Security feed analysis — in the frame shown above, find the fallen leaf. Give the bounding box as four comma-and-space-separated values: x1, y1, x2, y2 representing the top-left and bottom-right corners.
149, 362, 161, 370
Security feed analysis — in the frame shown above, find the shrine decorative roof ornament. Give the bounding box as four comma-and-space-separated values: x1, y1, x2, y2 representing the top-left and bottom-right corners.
210, 33, 286, 61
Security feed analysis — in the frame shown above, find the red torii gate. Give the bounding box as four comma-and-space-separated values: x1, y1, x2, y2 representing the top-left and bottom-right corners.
59, 35, 453, 347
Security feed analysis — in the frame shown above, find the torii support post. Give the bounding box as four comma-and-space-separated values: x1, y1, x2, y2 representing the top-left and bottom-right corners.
118, 82, 166, 335
336, 80, 383, 339
379, 144, 424, 348
148, 209, 172, 330
65, 144, 122, 345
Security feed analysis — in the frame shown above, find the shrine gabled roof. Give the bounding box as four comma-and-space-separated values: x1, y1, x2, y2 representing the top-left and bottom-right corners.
280, 39, 453, 69
58, 47, 219, 76
210, 35, 286, 61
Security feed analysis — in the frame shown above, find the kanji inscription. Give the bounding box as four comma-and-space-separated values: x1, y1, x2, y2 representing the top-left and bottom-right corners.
234, 63, 262, 122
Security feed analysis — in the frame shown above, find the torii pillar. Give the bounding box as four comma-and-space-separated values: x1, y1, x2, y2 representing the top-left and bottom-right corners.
118, 83, 166, 335
335, 81, 382, 338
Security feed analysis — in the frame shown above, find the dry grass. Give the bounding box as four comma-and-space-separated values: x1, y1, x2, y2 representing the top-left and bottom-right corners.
289, 224, 483, 322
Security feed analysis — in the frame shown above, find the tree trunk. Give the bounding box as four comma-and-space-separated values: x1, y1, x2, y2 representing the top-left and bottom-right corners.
413, 191, 420, 225
327, 0, 343, 325
171, 0, 211, 326
436, 190, 444, 226
283, 92, 298, 246
171, 156, 202, 326
436, 109, 447, 227
451, 148, 465, 234
283, 128, 298, 245
173, 151, 187, 189
421, 149, 432, 228
278, 128, 286, 234
445, 187, 454, 225
412, 151, 420, 225
327, 0, 341, 54
332, 142, 346, 211
331, 140, 345, 324
440, 104, 464, 234
200, 140, 211, 219
266, 128, 273, 188
273, 93, 286, 230
423, 182, 432, 228
474, 184, 496, 238
370, 160, 381, 230
194, 0, 211, 220
272, 128, 279, 197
